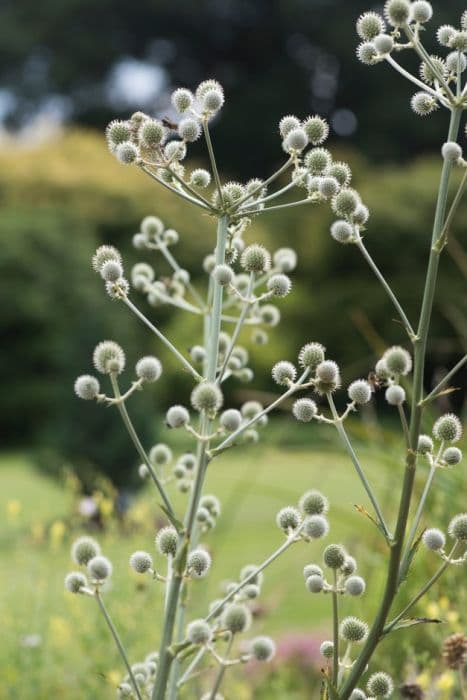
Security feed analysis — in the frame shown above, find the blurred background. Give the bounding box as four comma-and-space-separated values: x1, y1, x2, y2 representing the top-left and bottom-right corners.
0, 1, 466, 698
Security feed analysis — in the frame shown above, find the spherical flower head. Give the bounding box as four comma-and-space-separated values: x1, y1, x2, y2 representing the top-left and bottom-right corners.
422, 527, 445, 551
356, 12, 386, 40
136, 356, 162, 383
300, 490, 329, 516
190, 345, 206, 364
191, 381, 223, 415
437, 24, 457, 47
259, 304, 281, 327
166, 405, 190, 428
186, 619, 212, 645
433, 413, 462, 443
163, 228, 180, 245
100, 259, 123, 282
221, 603, 252, 634
367, 671, 394, 698
330, 220, 354, 244
299, 342, 325, 369
349, 691, 367, 700
116, 141, 138, 164
220, 408, 242, 432
341, 555, 357, 576
451, 31, 467, 52
443, 446, 462, 466
320, 640, 334, 658
130, 551, 153, 573
276, 506, 302, 532
348, 379, 372, 405
375, 359, 391, 380
93, 340, 125, 375
240, 563, 263, 587
65, 571, 88, 594
250, 636, 276, 662
74, 374, 100, 401
71, 536, 101, 565
241, 244, 271, 273
411, 91, 439, 116
442, 141, 462, 162
448, 513, 467, 541
446, 51, 467, 74
304, 147, 332, 175
384, 0, 410, 26
319, 176, 340, 199
267, 273, 292, 297
139, 119, 165, 147
202, 87, 224, 113
118, 682, 134, 698
213, 264, 234, 287
332, 188, 360, 217
164, 140, 186, 161
241, 400, 263, 420
178, 117, 202, 143
92, 245, 122, 273
417, 434, 434, 455
383, 346, 412, 376
345, 575, 366, 596
273, 247, 297, 272
190, 168, 211, 188
420, 56, 447, 85
141, 216, 164, 239
340, 616, 368, 643
303, 515, 329, 539
105, 276, 129, 300
87, 555, 113, 581
156, 526, 178, 556
106, 120, 131, 147
196, 79, 224, 103
374, 33, 394, 55
293, 398, 317, 423
149, 443, 172, 467
306, 574, 324, 593
315, 360, 341, 394
411, 1, 433, 23
200, 494, 221, 517
327, 162, 351, 188
272, 360, 297, 386
172, 87, 194, 113
357, 42, 378, 66
385, 384, 406, 406
323, 544, 346, 569
303, 563, 323, 579
301, 116, 329, 147
188, 549, 212, 578
279, 115, 301, 138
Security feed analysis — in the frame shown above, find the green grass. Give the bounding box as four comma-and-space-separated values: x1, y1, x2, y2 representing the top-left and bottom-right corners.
0, 428, 464, 699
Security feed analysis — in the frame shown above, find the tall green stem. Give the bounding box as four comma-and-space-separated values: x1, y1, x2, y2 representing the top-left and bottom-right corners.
339, 107, 462, 700
332, 570, 339, 687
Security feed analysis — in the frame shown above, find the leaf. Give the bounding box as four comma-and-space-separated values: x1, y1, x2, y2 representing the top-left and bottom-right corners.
399, 530, 424, 585
354, 504, 390, 541
159, 503, 184, 533
389, 617, 443, 632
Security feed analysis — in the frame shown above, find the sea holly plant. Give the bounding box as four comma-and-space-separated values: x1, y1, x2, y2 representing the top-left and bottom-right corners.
66, 3, 467, 699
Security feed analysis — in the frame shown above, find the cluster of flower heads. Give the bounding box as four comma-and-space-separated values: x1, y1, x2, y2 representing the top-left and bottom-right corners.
64, 536, 112, 595
304, 541, 366, 598
276, 488, 331, 541
356, 3, 467, 120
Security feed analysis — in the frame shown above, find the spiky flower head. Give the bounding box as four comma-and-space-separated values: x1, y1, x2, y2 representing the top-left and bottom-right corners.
178, 117, 202, 142
116, 141, 138, 164
446, 51, 467, 73
417, 434, 433, 454
186, 619, 212, 645
272, 360, 297, 386
139, 119, 166, 147
303, 514, 329, 539
303, 115, 329, 145
437, 24, 457, 46
374, 33, 394, 54
250, 636, 276, 661
164, 140, 186, 161
315, 360, 341, 394
279, 115, 301, 138
293, 397, 318, 422
442, 141, 462, 162
202, 86, 225, 113
171, 87, 194, 113
130, 551, 153, 573
448, 513, 467, 541
300, 489, 329, 515
188, 549, 212, 578
383, 346, 412, 375
420, 56, 447, 84
422, 528, 445, 551
357, 12, 386, 40
136, 356, 162, 382
306, 574, 324, 593
100, 259, 123, 282
330, 220, 354, 244
323, 544, 346, 569
442, 632, 467, 670
213, 264, 234, 286
367, 671, 394, 698
451, 31, 467, 52
221, 603, 252, 634
345, 575, 366, 596
299, 342, 325, 369
190, 168, 211, 188
341, 555, 357, 576
320, 640, 334, 658
340, 616, 369, 643
276, 506, 302, 531
433, 413, 462, 443
260, 304, 281, 326
350, 691, 367, 700
64, 571, 88, 594
411, 1, 433, 23
303, 563, 323, 579
385, 384, 406, 405
191, 382, 223, 414
196, 79, 224, 103
273, 247, 297, 272
155, 526, 178, 556
332, 188, 360, 217
304, 147, 332, 174
106, 120, 131, 147
241, 244, 271, 273
411, 92, 439, 116
319, 176, 340, 199
267, 273, 292, 297
348, 379, 372, 405
71, 536, 101, 565
92, 245, 122, 273
87, 555, 113, 581
74, 375, 100, 401
384, 0, 410, 26
117, 683, 134, 698
240, 563, 263, 586
220, 408, 242, 432
150, 443, 173, 466
283, 126, 309, 153
166, 405, 190, 428
443, 446, 462, 466
328, 161, 352, 187
357, 42, 378, 65
93, 341, 125, 375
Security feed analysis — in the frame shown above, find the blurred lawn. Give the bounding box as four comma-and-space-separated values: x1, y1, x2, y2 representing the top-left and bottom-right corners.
0, 427, 464, 699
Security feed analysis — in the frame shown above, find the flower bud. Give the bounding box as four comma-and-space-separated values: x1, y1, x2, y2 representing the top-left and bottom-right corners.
191, 382, 223, 414
417, 434, 434, 454
220, 409, 242, 432
130, 551, 153, 573
341, 555, 357, 576
330, 220, 354, 244
267, 273, 292, 297
106, 120, 131, 147
136, 356, 162, 382
304, 148, 332, 174
74, 375, 100, 401
250, 636, 276, 661
306, 574, 324, 593
87, 555, 113, 581
332, 188, 360, 217
367, 671, 394, 698
150, 443, 173, 466
259, 304, 281, 327
221, 603, 252, 634
384, 0, 410, 26
101, 259, 123, 282
345, 576, 366, 596
348, 379, 372, 405
303, 515, 329, 539
448, 513, 467, 541
71, 536, 101, 565
202, 87, 224, 113
353, 203, 370, 225
166, 405, 190, 428
411, 1, 433, 23
201, 494, 221, 517
178, 117, 202, 142
320, 641, 334, 658
437, 24, 457, 46
272, 360, 297, 386
116, 141, 138, 164
433, 413, 462, 443
171, 88, 194, 113
139, 119, 166, 147
383, 346, 412, 375
442, 141, 462, 162
241, 244, 271, 273
385, 384, 406, 405
65, 571, 88, 594
422, 528, 445, 551
299, 342, 325, 369
293, 398, 318, 422
186, 619, 212, 645
279, 115, 301, 138
213, 264, 234, 286
323, 544, 346, 569
357, 42, 378, 65
155, 526, 178, 556
357, 12, 386, 40
190, 168, 211, 188
443, 446, 462, 466
92, 245, 122, 273
411, 91, 439, 116
273, 247, 297, 272
276, 506, 302, 531
300, 490, 329, 515
340, 616, 368, 643
446, 51, 467, 73
374, 33, 394, 54
93, 341, 126, 375
190, 345, 206, 364
188, 549, 212, 578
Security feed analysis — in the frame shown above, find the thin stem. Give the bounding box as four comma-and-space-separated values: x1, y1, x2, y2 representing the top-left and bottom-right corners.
327, 393, 390, 540
216, 272, 254, 383
421, 353, 467, 405
110, 374, 175, 519
247, 181, 296, 207
202, 119, 224, 207
164, 166, 214, 210
404, 25, 455, 101
153, 235, 206, 308
123, 296, 202, 381
385, 55, 448, 104
355, 238, 415, 339
230, 156, 294, 209
177, 648, 207, 688
397, 404, 411, 448
95, 592, 143, 700
245, 197, 314, 216
332, 570, 339, 687
207, 216, 229, 379
434, 166, 467, 251
140, 165, 211, 211
208, 636, 234, 699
